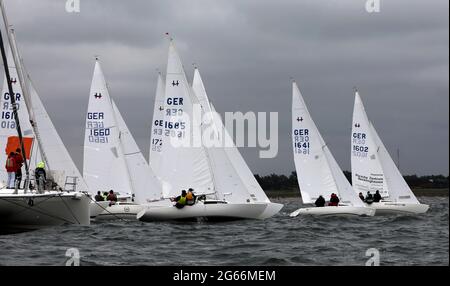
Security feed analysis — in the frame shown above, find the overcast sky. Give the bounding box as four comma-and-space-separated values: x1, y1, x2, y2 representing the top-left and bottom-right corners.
1, 0, 448, 176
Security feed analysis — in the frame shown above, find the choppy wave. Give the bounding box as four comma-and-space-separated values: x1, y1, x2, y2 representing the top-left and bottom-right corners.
0, 197, 448, 266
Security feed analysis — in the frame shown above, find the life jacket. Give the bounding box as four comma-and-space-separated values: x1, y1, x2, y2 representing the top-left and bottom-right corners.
177, 196, 187, 205
14, 153, 23, 167
5, 157, 16, 172
186, 192, 193, 200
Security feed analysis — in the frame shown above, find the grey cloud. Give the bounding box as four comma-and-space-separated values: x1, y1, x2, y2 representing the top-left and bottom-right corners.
1, 0, 448, 176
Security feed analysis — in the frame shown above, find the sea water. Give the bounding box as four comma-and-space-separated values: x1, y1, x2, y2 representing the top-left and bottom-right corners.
0, 196, 448, 266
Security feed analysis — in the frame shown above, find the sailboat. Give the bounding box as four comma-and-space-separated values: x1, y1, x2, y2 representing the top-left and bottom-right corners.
290, 81, 375, 217
84, 60, 162, 220
0, 5, 90, 232
351, 90, 429, 214
137, 39, 283, 221
149, 72, 165, 170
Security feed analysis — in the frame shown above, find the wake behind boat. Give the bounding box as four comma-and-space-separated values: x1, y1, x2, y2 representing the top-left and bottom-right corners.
290, 81, 375, 217
351, 90, 429, 215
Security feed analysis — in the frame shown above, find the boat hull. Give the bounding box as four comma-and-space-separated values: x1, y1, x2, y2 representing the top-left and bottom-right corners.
366, 201, 429, 214
0, 190, 90, 233
137, 202, 282, 222
94, 202, 145, 221
290, 206, 376, 217
89, 201, 111, 218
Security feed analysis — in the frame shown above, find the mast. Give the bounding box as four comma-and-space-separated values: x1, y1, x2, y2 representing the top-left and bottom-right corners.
0, 1, 34, 191
0, 0, 51, 191
0, 26, 30, 192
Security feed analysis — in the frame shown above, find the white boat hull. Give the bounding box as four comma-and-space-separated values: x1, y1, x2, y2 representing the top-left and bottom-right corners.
0, 190, 90, 233
89, 201, 111, 218
137, 201, 283, 222
366, 201, 429, 214
94, 202, 145, 221
290, 205, 376, 217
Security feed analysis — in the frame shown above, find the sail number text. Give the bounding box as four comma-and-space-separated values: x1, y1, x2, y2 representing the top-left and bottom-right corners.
87, 112, 110, 143
352, 132, 368, 157
1, 92, 22, 129
293, 128, 310, 155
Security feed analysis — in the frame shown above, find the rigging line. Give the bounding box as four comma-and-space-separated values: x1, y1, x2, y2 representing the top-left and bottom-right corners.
0, 196, 74, 224
56, 193, 81, 225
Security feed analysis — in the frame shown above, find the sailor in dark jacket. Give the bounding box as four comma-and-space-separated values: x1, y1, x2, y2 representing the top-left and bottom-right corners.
315, 195, 325, 207
373, 190, 382, 203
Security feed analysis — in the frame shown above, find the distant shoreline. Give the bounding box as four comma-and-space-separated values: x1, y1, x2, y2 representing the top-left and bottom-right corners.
265, 188, 449, 199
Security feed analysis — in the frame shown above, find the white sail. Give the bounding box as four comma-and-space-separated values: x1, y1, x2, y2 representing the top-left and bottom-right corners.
83, 60, 133, 195
192, 68, 270, 203
352, 92, 419, 204
112, 99, 162, 203
292, 82, 336, 203
351, 91, 389, 198
322, 140, 365, 207
27, 78, 89, 192
292, 82, 363, 206
149, 72, 165, 172
0, 47, 35, 185
158, 40, 214, 198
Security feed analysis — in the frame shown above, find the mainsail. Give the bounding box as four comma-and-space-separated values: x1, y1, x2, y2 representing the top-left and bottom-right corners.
351, 91, 419, 204
292, 82, 363, 206
158, 40, 214, 198
83, 60, 133, 195
149, 72, 165, 173
0, 48, 34, 185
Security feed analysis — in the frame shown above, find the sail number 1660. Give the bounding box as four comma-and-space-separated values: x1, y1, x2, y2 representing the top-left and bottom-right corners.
89, 128, 110, 143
